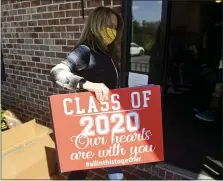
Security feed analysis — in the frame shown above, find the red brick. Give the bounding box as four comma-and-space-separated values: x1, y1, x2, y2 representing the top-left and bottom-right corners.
33, 79, 41, 85
60, 18, 72, 25
166, 171, 174, 180
28, 21, 37, 26
34, 27, 43, 32
104, 0, 111, 6
17, 39, 24, 43
21, 21, 28, 27
45, 64, 54, 70
42, 69, 50, 74
72, 2, 81, 9
74, 33, 81, 39
1, 17, 6, 22
44, 91, 53, 97
31, 1, 40, 6
38, 20, 48, 26
66, 10, 79, 17
39, 85, 48, 92
7, 16, 14, 21
24, 67, 32, 72
158, 168, 166, 179
48, 5, 58, 11
67, 25, 79, 32
15, 16, 23, 21
13, 3, 21, 9
54, 26, 66, 32
62, 46, 73, 52
173, 174, 182, 180
32, 14, 42, 20
21, 1, 31, 8
132, 169, 152, 179
54, 11, 65, 18
45, 52, 56, 58
123, 171, 140, 180
19, 60, 26, 66
32, 68, 42, 74
86, 171, 94, 179
48, 19, 60, 25
27, 62, 35, 67
32, 57, 40, 62
43, 26, 54, 32
41, 0, 52, 5
37, 6, 47, 13
21, 45, 30, 50
2, 11, 9, 16
93, 169, 107, 177
122, 166, 136, 173
50, 33, 60, 38
53, 0, 65, 3
59, 3, 72, 10
152, 166, 159, 175
34, 39, 43, 44
40, 45, 50, 51
55, 39, 66, 45
36, 63, 46, 69
87, 0, 102, 7
16, 28, 23, 32
28, 73, 37, 78
2, 0, 7, 5
137, 163, 147, 171
56, 52, 67, 59
30, 45, 39, 50
113, 0, 121, 5
150, 175, 162, 180
67, 40, 77, 46
73, 18, 85, 24
31, 33, 38, 38
42, 13, 53, 19
113, 6, 122, 14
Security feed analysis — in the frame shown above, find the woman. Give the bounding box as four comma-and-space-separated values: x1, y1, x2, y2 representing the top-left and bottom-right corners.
50, 7, 124, 180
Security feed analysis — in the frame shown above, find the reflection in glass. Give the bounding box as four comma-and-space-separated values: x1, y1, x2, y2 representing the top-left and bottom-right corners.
129, 0, 162, 87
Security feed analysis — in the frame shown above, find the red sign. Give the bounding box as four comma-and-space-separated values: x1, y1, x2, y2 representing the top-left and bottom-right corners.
50, 85, 164, 172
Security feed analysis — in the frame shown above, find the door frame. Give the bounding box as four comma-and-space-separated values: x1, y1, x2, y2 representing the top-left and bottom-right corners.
120, 0, 132, 88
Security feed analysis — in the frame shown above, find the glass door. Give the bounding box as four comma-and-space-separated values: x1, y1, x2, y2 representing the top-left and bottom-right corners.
121, 0, 170, 88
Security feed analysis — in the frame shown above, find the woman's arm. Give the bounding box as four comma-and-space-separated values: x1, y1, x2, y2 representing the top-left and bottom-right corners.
50, 45, 91, 90
50, 45, 109, 101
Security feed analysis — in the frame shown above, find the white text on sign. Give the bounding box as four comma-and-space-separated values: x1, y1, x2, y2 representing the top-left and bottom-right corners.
63, 90, 151, 115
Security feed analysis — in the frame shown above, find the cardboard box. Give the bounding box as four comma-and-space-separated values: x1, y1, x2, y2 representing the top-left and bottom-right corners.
2, 120, 58, 179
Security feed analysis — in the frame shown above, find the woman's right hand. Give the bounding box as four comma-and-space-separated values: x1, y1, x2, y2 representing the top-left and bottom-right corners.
82, 81, 109, 102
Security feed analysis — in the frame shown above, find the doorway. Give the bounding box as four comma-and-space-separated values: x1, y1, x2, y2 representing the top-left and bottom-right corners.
163, 1, 222, 179
122, 0, 222, 179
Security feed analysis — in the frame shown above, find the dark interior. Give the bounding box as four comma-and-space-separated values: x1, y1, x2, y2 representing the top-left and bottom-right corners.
163, 1, 222, 179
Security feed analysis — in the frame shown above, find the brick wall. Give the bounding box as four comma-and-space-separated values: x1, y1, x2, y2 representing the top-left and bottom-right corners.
1, 0, 122, 127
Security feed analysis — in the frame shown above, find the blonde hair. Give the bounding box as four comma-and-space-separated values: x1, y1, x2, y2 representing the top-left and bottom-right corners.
74, 6, 124, 63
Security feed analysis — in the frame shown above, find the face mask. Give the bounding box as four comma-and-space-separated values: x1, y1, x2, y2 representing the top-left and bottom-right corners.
100, 27, 117, 45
